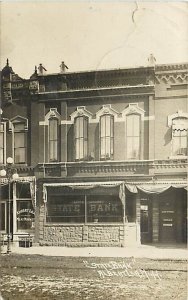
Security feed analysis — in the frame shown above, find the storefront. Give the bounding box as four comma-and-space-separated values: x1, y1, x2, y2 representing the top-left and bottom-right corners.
38, 181, 187, 247
0, 177, 36, 246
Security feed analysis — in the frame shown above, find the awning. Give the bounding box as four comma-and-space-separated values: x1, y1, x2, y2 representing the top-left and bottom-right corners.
42, 181, 187, 203
126, 182, 187, 194
43, 181, 125, 204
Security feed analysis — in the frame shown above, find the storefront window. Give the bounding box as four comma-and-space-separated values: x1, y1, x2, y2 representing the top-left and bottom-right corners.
46, 195, 85, 223
17, 200, 35, 230
87, 195, 123, 222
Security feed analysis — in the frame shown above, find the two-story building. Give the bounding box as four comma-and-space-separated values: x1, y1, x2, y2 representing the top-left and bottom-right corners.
0, 59, 187, 247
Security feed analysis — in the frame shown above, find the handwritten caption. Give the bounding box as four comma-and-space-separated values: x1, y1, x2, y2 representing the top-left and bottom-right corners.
83, 258, 162, 280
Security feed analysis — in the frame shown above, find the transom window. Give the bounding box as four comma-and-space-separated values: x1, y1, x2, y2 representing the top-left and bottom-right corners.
100, 115, 114, 160
126, 114, 140, 159
74, 116, 88, 160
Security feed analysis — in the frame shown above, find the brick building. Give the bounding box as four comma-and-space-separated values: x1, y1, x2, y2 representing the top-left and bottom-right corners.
0, 59, 187, 247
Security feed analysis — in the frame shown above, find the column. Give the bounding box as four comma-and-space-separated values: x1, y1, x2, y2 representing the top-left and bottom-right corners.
152, 195, 159, 243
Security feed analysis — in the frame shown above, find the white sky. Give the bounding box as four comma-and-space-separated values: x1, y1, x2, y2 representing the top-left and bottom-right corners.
1, 1, 188, 78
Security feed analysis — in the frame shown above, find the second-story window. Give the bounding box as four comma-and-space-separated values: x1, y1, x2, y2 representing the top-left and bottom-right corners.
49, 118, 59, 162
14, 122, 27, 164
126, 114, 140, 159
100, 115, 114, 160
75, 116, 88, 160
172, 117, 188, 156
0, 123, 5, 164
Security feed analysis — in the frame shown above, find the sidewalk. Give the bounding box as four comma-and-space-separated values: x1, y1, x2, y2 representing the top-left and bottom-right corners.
2, 244, 187, 260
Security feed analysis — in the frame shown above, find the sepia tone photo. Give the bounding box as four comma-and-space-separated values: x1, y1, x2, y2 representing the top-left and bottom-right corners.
0, 1, 187, 299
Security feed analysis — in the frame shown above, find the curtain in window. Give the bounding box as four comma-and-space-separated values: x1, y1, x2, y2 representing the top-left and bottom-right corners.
100, 115, 114, 160
172, 118, 188, 156
126, 114, 140, 159
14, 123, 26, 164
0, 124, 4, 164
75, 116, 88, 160
49, 118, 58, 161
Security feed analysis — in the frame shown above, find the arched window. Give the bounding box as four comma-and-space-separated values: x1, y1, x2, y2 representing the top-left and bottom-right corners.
74, 116, 88, 160
100, 114, 114, 160
49, 118, 59, 162
172, 117, 188, 156
126, 114, 140, 159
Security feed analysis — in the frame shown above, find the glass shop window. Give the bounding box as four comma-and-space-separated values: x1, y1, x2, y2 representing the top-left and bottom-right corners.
126, 195, 136, 222
46, 195, 85, 223
0, 202, 6, 231
140, 200, 149, 233
87, 195, 123, 223
17, 201, 35, 230
16, 183, 31, 199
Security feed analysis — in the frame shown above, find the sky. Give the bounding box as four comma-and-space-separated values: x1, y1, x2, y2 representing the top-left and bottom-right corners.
1, 1, 188, 78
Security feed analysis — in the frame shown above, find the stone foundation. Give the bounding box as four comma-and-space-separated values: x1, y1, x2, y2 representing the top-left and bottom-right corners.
39, 223, 140, 247
40, 224, 125, 247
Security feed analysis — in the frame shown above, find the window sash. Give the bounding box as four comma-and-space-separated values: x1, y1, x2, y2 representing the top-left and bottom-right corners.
14, 128, 26, 164
100, 115, 114, 159
75, 116, 88, 160
49, 118, 59, 161
126, 114, 140, 159
172, 130, 188, 156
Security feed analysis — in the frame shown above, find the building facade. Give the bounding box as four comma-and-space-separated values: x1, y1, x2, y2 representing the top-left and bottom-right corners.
0, 60, 187, 247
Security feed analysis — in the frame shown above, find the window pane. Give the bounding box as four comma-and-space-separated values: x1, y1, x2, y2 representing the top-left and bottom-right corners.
0, 149, 4, 164
46, 195, 85, 223
15, 148, 26, 163
172, 136, 180, 155
0, 132, 3, 144
127, 137, 133, 159
100, 116, 105, 137
126, 115, 133, 136
105, 116, 110, 136
100, 115, 114, 159
14, 123, 25, 131
75, 117, 88, 160
49, 141, 58, 161
133, 115, 140, 136
14, 132, 25, 147
17, 200, 35, 230
49, 119, 58, 140
87, 195, 123, 223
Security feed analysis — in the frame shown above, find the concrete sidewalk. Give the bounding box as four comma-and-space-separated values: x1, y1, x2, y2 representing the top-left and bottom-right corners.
2, 244, 187, 260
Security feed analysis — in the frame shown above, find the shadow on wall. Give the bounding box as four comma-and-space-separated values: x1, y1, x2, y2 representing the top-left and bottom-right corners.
164, 128, 171, 146
94, 124, 99, 161
67, 125, 74, 161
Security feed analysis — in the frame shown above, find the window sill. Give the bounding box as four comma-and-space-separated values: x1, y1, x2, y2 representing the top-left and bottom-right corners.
169, 156, 188, 159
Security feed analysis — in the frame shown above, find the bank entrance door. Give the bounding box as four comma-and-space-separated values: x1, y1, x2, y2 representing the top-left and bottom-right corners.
159, 198, 176, 243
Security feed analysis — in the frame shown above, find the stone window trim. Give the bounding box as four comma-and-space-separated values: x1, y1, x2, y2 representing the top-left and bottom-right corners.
70, 106, 93, 123
9, 115, 28, 132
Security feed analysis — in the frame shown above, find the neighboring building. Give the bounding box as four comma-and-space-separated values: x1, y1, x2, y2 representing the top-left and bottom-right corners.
0, 59, 187, 247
